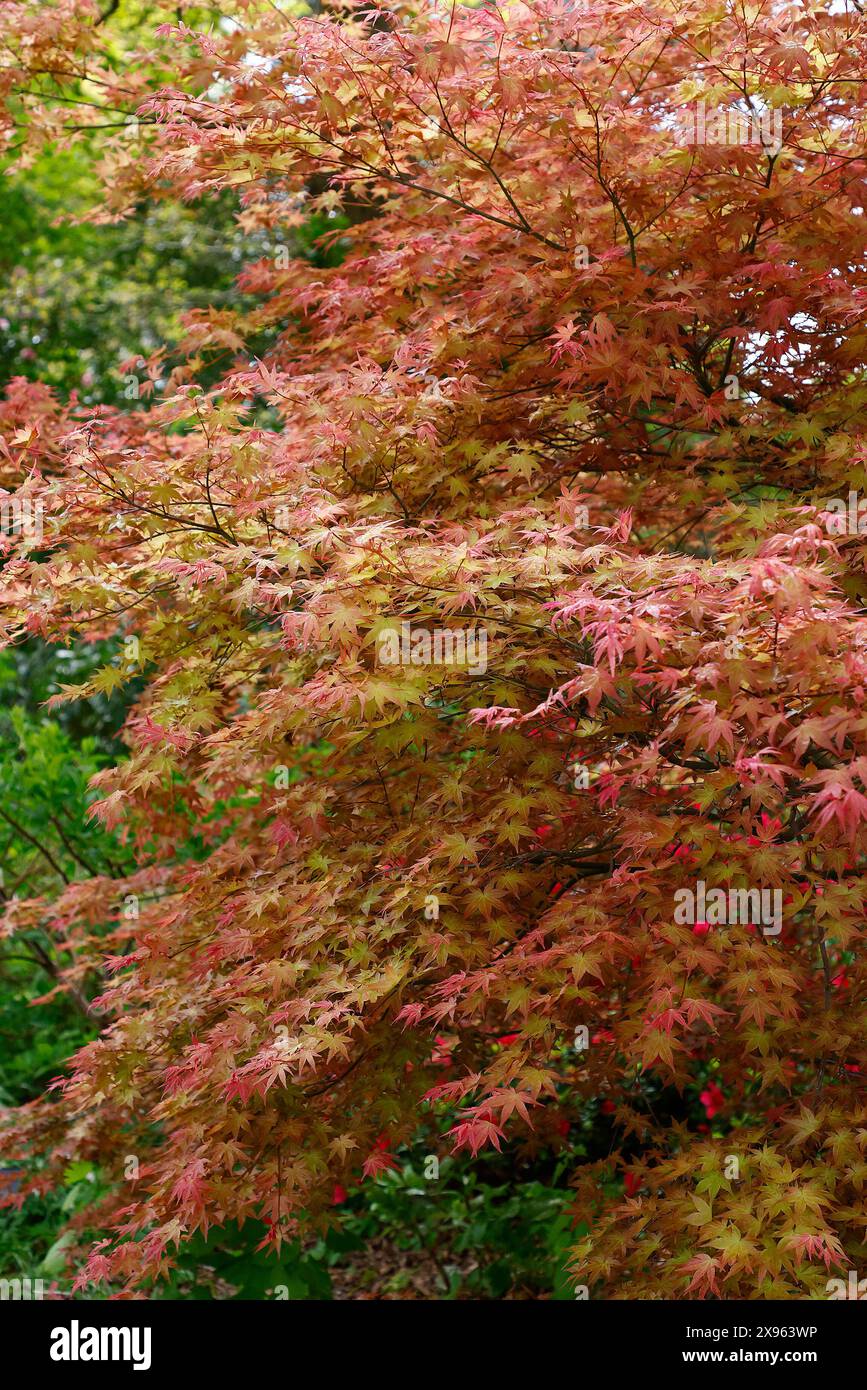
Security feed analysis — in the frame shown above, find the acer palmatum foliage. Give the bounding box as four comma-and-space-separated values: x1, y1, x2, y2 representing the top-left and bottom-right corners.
2, 0, 867, 1297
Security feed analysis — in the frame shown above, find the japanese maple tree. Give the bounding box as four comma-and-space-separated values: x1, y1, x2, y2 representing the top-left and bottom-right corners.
1, 0, 867, 1298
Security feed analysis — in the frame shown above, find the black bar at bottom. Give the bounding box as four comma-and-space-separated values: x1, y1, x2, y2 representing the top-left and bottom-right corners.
1, 1295, 859, 1378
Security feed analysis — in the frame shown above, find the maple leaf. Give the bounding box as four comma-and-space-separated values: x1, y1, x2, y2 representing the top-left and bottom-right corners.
86, 790, 127, 833
448, 1118, 505, 1157
679, 1252, 720, 1298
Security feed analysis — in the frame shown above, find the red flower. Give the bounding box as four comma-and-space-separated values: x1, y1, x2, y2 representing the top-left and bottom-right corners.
699, 1082, 726, 1119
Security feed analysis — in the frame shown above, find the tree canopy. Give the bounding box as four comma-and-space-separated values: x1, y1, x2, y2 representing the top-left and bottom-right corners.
1, 0, 866, 1299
